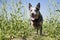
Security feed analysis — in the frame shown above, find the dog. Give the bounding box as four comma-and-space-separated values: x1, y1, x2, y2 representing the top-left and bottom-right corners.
29, 3, 43, 35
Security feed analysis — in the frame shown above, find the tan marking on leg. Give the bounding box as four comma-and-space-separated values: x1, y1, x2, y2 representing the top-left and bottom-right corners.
31, 21, 34, 28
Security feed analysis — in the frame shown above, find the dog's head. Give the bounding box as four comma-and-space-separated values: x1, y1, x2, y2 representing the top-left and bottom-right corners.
29, 3, 40, 20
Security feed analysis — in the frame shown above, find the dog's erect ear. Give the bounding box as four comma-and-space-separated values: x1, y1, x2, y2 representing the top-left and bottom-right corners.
36, 3, 40, 10
29, 3, 32, 10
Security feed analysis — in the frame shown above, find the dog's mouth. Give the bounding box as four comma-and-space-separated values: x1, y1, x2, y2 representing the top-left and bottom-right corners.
31, 17, 35, 20
31, 15, 35, 20
31, 14, 39, 20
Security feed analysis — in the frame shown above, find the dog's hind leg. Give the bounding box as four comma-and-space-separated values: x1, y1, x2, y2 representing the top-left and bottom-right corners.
36, 27, 38, 34
40, 26, 42, 35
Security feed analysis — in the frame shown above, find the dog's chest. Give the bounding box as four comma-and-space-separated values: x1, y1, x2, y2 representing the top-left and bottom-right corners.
31, 19, 39, 26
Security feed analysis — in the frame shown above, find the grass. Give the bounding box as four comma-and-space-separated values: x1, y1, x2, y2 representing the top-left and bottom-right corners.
0, 13, 60, 40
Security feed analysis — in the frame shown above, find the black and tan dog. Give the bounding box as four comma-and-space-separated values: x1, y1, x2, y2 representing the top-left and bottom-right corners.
29, 3, 43, 35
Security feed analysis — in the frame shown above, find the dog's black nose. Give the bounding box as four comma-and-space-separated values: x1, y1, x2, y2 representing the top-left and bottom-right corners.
32, 13, 34, 16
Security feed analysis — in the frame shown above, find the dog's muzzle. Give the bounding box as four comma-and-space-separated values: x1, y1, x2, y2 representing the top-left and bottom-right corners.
31, 13, 35, 17
31, 13, 35, 20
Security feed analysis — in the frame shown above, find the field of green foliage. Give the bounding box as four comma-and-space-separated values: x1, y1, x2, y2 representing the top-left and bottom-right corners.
0, 0, 60, 40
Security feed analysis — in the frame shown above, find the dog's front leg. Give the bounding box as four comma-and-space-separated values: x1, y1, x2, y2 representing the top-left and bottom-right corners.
40, 26, 42, 35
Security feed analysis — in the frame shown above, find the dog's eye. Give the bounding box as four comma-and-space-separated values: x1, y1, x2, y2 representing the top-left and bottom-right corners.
31, 10, 32, 11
